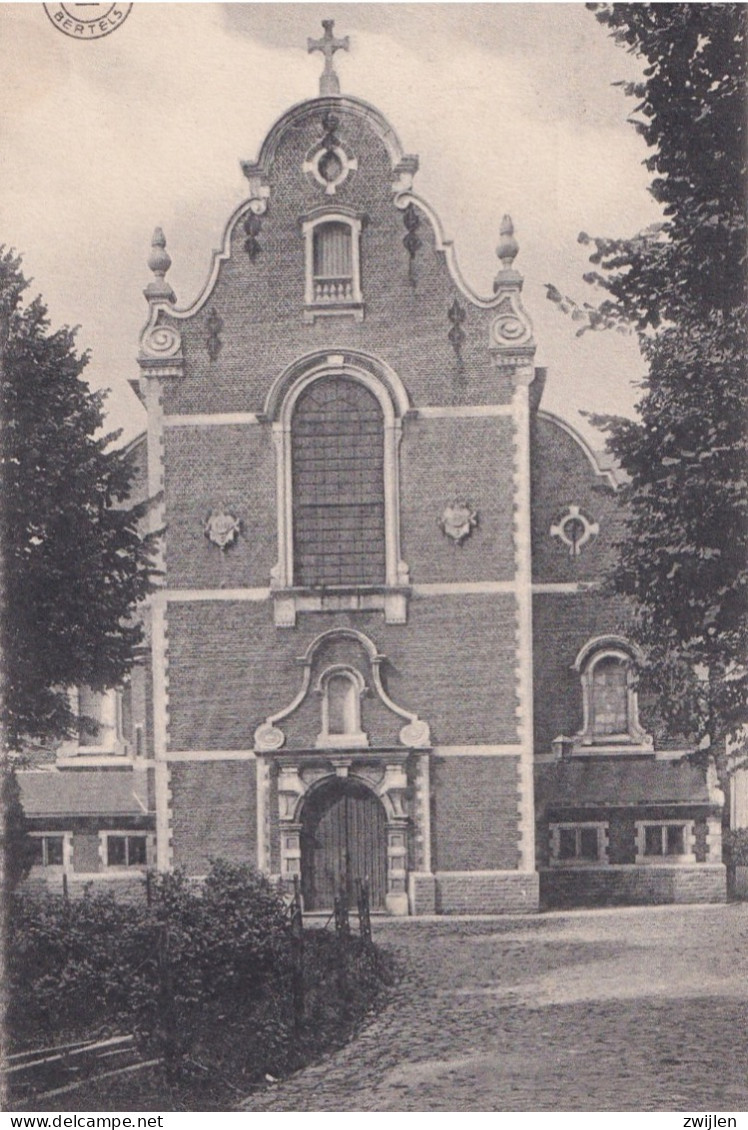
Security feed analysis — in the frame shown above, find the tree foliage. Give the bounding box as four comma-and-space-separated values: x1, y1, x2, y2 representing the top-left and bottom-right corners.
0, 249, 155, 747
547, 4, 747, 755
1, 765, 34, 895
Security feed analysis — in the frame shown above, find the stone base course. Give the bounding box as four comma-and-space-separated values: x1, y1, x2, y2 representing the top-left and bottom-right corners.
435, 870, 539, 914
540, 863, 726, 908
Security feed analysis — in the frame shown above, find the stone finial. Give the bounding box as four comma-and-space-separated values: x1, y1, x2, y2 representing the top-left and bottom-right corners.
144, 227, 176, 304
148, 227, 171, 276
308, 19, 349, 96
496, 214, 519, 270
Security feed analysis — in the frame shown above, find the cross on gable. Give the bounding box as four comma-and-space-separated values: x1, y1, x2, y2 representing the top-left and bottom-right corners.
308, 19, 349, 96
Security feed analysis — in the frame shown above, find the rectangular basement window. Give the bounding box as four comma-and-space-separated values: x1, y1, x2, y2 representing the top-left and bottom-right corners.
30, 834, 66, 867
636, 821, 695, 864
105, 833, 148, 869
550, 822, 608, 866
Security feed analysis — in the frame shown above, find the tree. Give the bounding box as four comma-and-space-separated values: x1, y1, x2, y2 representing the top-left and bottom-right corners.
546, 4, 747, 764
1, 765, 34, 895
0, 249, 155, 748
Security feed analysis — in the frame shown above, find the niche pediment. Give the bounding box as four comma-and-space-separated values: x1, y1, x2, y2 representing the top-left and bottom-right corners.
253, 628, 430, 752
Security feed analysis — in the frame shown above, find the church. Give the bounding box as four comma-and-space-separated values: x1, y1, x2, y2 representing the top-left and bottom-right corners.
19, 23, 728, 913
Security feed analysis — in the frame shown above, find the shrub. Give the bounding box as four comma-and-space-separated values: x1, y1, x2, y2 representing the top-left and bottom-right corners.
724, 827, 748, 867
7, 861, 393, 1109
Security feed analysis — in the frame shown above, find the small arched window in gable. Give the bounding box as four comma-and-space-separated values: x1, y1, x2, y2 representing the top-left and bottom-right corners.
313, 222, 353, 301
302, 213, 363, 321
316, 666, 368, 749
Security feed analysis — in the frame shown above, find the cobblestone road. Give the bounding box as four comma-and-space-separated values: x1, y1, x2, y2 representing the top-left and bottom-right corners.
239, 903, 748, 1112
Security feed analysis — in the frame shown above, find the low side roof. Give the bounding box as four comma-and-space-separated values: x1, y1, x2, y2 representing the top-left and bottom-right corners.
19, 768, 152, 818
536, 758, 712, 810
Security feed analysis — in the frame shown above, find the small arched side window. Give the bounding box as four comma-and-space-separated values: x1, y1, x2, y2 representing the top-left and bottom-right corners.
77, 686, 121, 751
60, 683, 135, 759
590, 655, 629, 737
574, 638, 650, 749
316, 666, 368, 748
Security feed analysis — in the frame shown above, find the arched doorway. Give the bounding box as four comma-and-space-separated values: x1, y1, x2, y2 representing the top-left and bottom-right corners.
300, 777, 387, 911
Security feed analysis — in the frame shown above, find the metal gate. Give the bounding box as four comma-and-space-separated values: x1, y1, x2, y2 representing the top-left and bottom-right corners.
300, 778, 387, 911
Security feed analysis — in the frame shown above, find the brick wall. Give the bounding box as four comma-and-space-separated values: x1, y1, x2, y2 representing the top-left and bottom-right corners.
435, 870, 539, 914
431, 755, 521, 871
164, 425, 276, 589
159, 102, 515, 420
68, 877, 147, 901
170, 760, 257, 874
166, 595, 520, 750
401, 415, 515, 583
609, 813, 637, 865
532, 592, 633, 755
73, 832, 100, 873
162, 410, 516, 593
530, 413, 624, 584
541, 863, 726, 908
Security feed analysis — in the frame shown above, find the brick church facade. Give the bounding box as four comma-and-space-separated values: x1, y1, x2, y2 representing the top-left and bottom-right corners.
19, 28, 728, 911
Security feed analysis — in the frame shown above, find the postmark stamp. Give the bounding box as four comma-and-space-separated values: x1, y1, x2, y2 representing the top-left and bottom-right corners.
43, 3, 132, 40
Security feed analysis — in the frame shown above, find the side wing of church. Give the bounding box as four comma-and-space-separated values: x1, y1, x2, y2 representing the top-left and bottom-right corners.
19, 26, 727, 911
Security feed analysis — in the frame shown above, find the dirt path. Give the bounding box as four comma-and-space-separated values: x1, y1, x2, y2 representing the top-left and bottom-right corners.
239, 903, 748, 1112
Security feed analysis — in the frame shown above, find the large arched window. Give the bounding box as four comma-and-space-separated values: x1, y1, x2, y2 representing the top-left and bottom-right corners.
292, 377, 386, 587
267, 352, 411, 626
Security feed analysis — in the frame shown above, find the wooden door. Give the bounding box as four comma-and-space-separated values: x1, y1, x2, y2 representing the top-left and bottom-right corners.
301, 779, 387, 911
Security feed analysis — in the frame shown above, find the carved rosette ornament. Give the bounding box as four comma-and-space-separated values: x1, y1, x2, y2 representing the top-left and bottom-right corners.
439, 501, 478, 546
254, 722, 285, 752
138, 323, 184, 380
398, 719, 430, 748
204, 509, 241, 551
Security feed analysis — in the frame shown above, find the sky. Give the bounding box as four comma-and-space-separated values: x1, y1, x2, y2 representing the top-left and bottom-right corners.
0, 2, 663, 447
